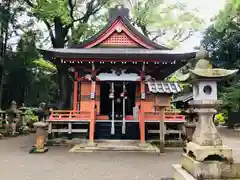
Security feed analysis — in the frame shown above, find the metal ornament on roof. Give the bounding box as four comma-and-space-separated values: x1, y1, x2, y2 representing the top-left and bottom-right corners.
116, 26, 123, 33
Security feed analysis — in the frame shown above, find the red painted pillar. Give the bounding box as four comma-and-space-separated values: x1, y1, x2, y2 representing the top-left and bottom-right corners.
89, 66, 96, 142
73, 72, 78, 111
140, 81, 145, 143
89, 80, 96, 142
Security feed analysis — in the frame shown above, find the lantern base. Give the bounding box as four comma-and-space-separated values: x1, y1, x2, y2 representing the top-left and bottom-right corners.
29, 147, 48, 154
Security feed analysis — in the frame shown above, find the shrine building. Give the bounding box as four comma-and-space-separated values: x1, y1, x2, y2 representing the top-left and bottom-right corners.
40, 5, 196, 144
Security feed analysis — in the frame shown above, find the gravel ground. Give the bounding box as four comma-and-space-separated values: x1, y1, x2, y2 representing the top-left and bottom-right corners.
0, 127, 239, 180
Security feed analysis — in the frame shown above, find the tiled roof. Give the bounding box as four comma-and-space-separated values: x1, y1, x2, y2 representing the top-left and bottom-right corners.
171, 93, 193, 103
147, 81, 182, 94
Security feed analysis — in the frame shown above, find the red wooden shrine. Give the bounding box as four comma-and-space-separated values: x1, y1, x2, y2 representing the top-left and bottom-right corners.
40, 5, 196, 143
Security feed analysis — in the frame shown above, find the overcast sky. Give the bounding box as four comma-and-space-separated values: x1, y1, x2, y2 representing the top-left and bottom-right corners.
173, 0, 226, 50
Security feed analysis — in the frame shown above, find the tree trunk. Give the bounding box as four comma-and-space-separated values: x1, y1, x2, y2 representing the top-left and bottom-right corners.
56, 64, 72, 109
53, 17, 71, 109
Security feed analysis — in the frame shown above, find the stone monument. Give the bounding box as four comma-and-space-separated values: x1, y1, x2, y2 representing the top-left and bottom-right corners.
172, 47, 239, 180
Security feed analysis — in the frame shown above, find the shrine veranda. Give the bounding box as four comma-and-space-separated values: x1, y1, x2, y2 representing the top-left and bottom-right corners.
39, 5, 196, 143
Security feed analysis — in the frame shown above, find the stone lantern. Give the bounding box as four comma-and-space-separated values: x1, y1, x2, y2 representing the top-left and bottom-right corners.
6, 101, 20, 136
172, 48, 240, 180
29, 121, 48, 153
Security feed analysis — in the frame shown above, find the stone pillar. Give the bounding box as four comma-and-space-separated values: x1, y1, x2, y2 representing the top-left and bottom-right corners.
192, 108, 222, 146
184, 101, 232, 163
30, 122, 48, 153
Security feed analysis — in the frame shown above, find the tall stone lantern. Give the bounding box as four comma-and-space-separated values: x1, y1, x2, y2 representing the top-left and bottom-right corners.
172, 48, 240, 180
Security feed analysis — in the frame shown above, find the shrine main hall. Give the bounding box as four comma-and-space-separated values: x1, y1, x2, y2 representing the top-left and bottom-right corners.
40, 5, 196, 144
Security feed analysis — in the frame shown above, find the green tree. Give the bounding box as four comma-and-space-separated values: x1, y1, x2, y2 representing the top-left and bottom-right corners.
220, 82, 240, 113
202, 0, 240, 69
2, 31, 57, 107
0, 0, 12, 108
118, 0, 203, 48
23, 0, 113, 108
215, 0, 239, 32
201, 0, 240, 115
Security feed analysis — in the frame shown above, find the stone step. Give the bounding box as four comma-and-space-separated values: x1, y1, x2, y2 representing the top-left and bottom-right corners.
172, 164, 196, 180
69, 141, 158, 153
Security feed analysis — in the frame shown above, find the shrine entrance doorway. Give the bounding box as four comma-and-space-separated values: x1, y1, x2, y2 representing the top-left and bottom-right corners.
96, 81, 139, 139
99, 81, 136, 120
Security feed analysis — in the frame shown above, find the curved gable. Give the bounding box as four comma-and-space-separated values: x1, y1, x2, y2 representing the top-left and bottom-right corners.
86, 19, 152, 49
72, 5, 170, 50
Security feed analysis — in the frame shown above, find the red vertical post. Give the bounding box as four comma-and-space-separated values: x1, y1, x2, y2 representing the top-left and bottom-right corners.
140, 81, 145, 143
89, 65, 96, 143
73, 72, 78, 111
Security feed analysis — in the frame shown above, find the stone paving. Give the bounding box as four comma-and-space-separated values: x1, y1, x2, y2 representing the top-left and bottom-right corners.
0, 126, 239, 180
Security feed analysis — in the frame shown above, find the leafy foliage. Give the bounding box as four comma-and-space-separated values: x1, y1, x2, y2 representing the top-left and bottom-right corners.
24, 108, 38, 124
34, 0, 71, 24
201, 0, 240, 117
2, 31, 58, 108
215, 0, 240, 32
219, 82, 240, 112
214, 113, 226, 125
127, 0, 204, 48
32, 58, 56, 72
202, 0, 240, 69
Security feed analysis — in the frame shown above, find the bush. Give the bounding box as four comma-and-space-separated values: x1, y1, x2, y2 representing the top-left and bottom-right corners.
214, 113, 225, 125
24, 108, 38, 126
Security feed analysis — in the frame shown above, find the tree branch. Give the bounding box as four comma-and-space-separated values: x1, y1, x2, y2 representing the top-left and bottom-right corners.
82, 0, 97, 23
68, 0, 76, 21
152, 34, 161, 42
43, 19, 56, 46
24, 0, 35, 8
172, 29, 184, 41
151, 30, 167, 42
179, 31, 194, 42
64, 0, 103, 35
134, 17, 150, 37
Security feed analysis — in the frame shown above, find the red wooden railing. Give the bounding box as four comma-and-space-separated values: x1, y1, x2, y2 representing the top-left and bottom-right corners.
49, 110, 91, 121
144, 109, 185, 122
49, 109, 185, 122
